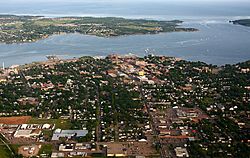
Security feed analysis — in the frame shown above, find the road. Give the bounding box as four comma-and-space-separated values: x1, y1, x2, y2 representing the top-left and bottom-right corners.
0, 133, 15, 157
95, 84, 102, 143
139, 84, 169, 158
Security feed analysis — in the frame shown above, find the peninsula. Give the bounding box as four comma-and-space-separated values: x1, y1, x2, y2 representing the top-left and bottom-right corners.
231, 19, 250, 27
0, 15, 198, 44
0, 54, 250, 158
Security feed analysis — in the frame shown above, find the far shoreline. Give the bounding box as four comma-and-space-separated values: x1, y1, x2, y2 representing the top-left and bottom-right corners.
1, 13, 250, 21
0, 14, 198, 44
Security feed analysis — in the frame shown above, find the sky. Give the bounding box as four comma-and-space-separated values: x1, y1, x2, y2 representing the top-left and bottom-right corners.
0, 0, 249, 18
2, 0, 250, 6
2, 0, 250, 2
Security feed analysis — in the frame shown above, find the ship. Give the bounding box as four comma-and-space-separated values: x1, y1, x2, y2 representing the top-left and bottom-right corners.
46, 55, 60, 60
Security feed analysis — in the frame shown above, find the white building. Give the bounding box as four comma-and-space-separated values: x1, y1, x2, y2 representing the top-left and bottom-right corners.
175, 147, 189, 157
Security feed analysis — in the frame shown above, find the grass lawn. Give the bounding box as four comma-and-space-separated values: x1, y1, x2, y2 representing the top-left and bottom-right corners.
0, 134, 19, 158
43, 130, 53, 138
28, 118, 72, 129
38, 144, 53, 156
10, 144, 19, 154
0, 145, 12, 158
0, 144, 20, 158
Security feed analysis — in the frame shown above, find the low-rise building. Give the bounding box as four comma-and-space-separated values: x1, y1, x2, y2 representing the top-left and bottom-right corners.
175, 147, 189, 157
52, 129, 88, 141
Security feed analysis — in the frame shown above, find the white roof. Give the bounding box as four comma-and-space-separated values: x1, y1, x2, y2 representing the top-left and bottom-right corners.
52, 130, 88, 141
14, 130, 32, 137
42, 124, 51, 129
54, 128, 62, 134
21, 124, 28, 129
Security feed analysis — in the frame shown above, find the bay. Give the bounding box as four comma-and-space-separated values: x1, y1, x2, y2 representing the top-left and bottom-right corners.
0, 1, 250, 66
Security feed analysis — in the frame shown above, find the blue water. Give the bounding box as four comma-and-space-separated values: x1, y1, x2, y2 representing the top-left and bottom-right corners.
0, 0, 250, 66
1, 0, 250, 19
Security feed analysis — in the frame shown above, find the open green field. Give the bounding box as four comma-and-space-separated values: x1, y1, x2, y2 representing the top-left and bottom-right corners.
0, 145, 12, 158
0, 133, 20, 158
38, 144, 53, 156
0, 144, 19, 158
28, 118, 72, 129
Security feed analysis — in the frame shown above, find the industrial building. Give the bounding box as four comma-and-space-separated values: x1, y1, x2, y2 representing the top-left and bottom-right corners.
52, 129, 88, 141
